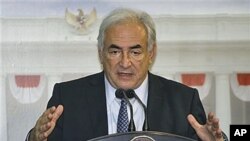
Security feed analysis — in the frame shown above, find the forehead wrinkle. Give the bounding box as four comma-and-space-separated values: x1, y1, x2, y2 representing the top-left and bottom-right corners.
108, 44, 142, 50
104, 22, 148, 50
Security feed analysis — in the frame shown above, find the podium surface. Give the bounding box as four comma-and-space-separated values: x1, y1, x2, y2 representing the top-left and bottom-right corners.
88, 131, 196, 141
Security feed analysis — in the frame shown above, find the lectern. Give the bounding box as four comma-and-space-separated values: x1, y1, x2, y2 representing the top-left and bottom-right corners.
88, 131, 196, 141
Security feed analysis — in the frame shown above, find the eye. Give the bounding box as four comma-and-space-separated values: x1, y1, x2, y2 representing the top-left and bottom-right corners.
130, 49, 142, 56
108, 49, 121, 55
110, 50, 119, 54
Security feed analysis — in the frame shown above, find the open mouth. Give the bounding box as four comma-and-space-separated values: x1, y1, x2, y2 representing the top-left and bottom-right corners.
117, 72, 133, 78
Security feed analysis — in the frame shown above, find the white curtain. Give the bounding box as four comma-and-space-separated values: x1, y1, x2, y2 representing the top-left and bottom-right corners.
230, 73, 250, 124
6, 74, 47, 141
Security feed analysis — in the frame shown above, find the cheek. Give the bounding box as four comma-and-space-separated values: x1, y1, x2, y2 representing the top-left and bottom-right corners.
138, 57, 150, 65
103, 58, 118, 69
136, 59, 150, 71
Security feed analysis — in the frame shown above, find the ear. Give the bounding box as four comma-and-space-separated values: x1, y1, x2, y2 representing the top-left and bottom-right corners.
149, 43, 157, 64
98, 48, 104, 64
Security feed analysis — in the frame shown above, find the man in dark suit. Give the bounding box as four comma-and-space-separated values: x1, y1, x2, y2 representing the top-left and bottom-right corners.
27, 8, 226, 141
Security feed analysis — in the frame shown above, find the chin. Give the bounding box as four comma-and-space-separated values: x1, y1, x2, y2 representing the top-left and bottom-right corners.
118, 84, 137, 90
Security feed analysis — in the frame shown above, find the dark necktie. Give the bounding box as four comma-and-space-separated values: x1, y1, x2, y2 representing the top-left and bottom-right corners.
117, 98, 129, 133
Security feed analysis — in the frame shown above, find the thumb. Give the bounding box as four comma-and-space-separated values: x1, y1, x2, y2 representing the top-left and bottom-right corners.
187, 114, 202, 131
52, 105, 64, 122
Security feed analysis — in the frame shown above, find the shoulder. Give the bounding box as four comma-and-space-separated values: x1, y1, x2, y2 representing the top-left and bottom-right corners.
55, 71, 104, 88
149, 73, 194, 90
57, 72, 104, 85
149, 72, 198, 96
50, 72, 104, 102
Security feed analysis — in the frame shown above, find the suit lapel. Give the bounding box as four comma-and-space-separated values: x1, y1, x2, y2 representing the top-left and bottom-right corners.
86, 72, 108, 137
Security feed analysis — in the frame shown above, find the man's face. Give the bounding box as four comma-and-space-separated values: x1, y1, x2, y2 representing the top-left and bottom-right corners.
99, 22, 156, 90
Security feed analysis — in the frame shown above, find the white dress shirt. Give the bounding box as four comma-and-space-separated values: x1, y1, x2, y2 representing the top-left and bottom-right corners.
105, 75, 148, 134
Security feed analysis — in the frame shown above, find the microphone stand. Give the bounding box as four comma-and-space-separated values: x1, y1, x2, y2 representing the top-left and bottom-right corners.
126, 89, 149, 131
115, 89, 136, 132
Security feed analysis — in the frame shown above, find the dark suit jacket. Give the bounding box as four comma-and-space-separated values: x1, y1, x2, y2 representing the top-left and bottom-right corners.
47, 71, 206, 141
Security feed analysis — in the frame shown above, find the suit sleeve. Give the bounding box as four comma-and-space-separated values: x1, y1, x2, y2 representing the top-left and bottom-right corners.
188, 88, 207, 140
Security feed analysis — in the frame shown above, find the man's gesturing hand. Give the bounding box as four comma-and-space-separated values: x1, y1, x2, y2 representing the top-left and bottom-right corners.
187, 112, 224, 141
29, 105, 64, 141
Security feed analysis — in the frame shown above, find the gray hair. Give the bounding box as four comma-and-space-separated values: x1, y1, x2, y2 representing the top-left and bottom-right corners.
97, 8, 156, 51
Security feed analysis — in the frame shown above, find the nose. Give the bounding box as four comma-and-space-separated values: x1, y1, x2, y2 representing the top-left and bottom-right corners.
119, 52, 132, 68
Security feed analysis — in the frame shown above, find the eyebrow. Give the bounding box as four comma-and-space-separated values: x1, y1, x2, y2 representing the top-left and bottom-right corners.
109, 44, 142, 49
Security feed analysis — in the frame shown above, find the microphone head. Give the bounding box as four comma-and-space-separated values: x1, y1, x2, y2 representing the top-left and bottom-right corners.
115, 88, 124, 99
115, 88, 135, 99
126, 89, 135, 98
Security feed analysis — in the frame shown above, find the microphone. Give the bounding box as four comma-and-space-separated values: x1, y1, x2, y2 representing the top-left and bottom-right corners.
126, 89, 149, 131
115, 89, 134, 99
115, 89, 136, 132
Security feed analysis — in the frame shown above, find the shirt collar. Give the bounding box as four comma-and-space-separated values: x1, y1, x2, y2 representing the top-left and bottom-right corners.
105, 75, 149, 106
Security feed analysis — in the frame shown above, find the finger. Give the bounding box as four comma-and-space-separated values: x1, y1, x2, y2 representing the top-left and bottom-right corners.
212, 118, 220, 130
34, 105, 63, 141
43, 106, 56, 117
39, 121, 52, 132
39, 106, 57, 124
208, 113, 220, 130
209, 114, 224, 140
45, 121, 56, 137
34, 107, 56, 135
215, 128, 223, 138
187, 114, 202, 130
38, 131, 50, 141
206, 112, 215, 127
42, 105, 64, 138
40, 105, 63, 132
38, 121, 56, 140
207, 112, 215, 122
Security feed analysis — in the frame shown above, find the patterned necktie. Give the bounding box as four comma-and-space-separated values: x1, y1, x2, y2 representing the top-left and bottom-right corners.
117, 98, 129, 133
